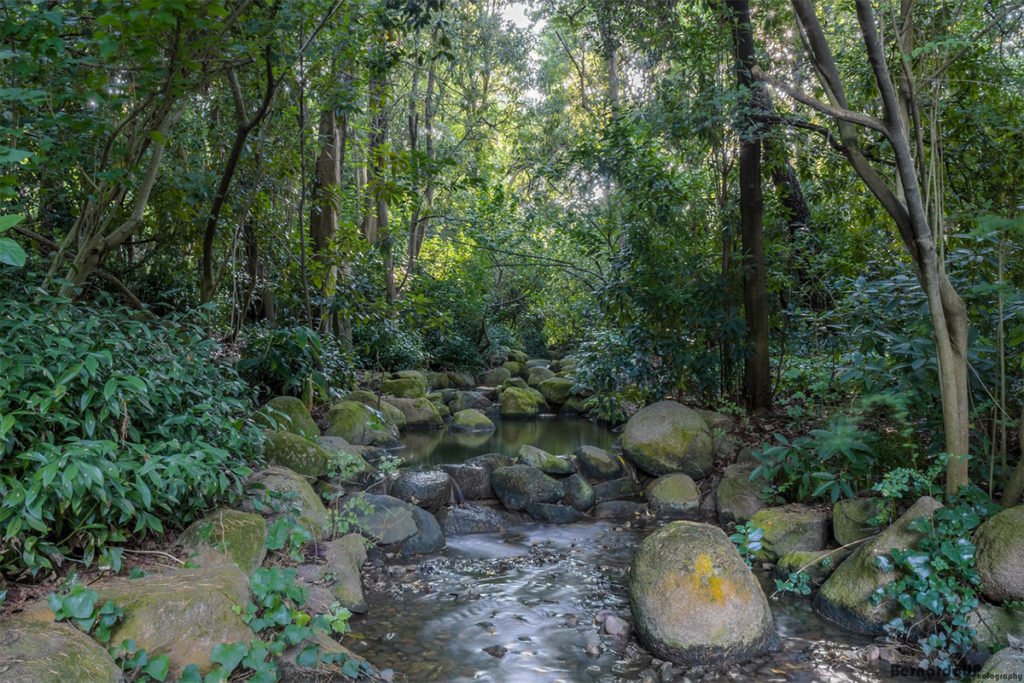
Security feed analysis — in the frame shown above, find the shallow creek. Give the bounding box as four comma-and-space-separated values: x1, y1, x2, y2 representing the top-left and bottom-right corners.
347, 418, 893, 682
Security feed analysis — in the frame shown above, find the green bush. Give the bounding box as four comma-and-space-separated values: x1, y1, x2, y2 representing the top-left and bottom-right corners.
237, 325, 354, 401
0, 293, 261, 575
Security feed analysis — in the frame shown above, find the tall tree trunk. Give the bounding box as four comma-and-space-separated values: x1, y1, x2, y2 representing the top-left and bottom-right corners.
727, 0, 771, 410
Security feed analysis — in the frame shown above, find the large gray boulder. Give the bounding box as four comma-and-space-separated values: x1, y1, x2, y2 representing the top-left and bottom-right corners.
437, 504, 528, 535
440, 462, 494, 500
0, 617, 123, 683
815, 496, 942, 634
390, 469, 453, 511
646, 473, 701, 519
628, 521, 776, 665
621, 401, 714, 478
574, 445, 626, 481
491, 465, 563, 511
298, 533, 368, 614
975, 505, 1024, 603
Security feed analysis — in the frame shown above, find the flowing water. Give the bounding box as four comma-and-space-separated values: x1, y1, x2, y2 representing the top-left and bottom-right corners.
348, 418, 894, 682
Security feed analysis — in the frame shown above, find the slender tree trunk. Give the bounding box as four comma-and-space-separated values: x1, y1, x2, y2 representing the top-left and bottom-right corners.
727, 0, 771, 410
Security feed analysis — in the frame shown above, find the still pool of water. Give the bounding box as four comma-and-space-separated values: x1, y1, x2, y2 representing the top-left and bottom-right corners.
398, 416, 618, 468
348, 418, 896, 682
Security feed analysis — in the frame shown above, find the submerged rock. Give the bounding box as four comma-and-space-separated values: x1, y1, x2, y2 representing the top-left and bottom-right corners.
254, 396, 319, 440
0, 616, 123, 683
450, 408, 495, 433
975, 505, 1024, 603
491, 465, 563, 511
179, 508, 267, 574
815, 496, 942, 634
628, 521, 776, 665
646, 473, 701, 520
621, 401, 714, 478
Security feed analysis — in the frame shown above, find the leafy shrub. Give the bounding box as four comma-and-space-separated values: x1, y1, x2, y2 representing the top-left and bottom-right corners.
237, 325, 354, 402
0, 292, 261, 575
352, 315, 427, 371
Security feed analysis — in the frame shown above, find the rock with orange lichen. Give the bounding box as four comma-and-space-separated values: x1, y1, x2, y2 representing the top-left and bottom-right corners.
627, 521, 776, 665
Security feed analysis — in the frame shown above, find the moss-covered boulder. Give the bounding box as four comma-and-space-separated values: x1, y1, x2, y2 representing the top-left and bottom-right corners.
502, 360, 524, 376
749, 504, 830, 561
450, 390, 492, 413
503, 377, 529, 390
451, 408, 495, 433
517, 444, 574, 475
180, 508, 267, 574
346, 390, 407, 429
526, 366, 555, 386
978, 645, 1024, 680
562, 474, 595, 511
968, 603, 1024, 651
507, 350, 529, 364
593, 477, 642, 504
491, 465, 563, 511
774, 549, 849, 586
242, 467, 330, 539
716, 464, 766, 525
261, 430, 331, 477
254, 396, 319, 440
559, 396, 587, 416
447, 370, 475, 388
695, 408, 736, 434
478, 367, 512, 386
833, 497, 882, 546
628, 522, 776, 665
298, 533, 368, 613
815, 496, 942, 634
390, 469, 452, 511
975, 505, 1024, 603
382, 396, 443, 430
0, 617, 123, 683
621, 401, 714, 478
423, 371, 450, 390
537, 377, 574, 406
323, 400, 400, 446
574, 445, 626, 480
646, 474, 701, 520
96, 565, 253, 677
382, 376, 427, 398
500, 386, 543, 418
316, 436, 374, 479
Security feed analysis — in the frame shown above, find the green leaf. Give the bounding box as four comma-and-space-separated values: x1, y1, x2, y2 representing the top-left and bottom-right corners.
0, 214, 24, 233
210, 642, 248, 674
0, 237, 26, 267
142, 654, 171, 681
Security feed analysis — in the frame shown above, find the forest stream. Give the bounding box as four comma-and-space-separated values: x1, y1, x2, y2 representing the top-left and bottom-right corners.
346, 417, 886, 683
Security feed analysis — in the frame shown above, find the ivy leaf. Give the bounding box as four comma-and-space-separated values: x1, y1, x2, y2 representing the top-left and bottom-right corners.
210, 642, 248, 674
142, 654, 171, 682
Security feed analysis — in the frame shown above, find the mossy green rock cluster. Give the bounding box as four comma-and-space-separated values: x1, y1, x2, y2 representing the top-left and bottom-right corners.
832, 497, 882, 546
621, 401, 713, 478
382, 376, 426, 398
975, 505, 1024, 603
491, 465, 563, 511
749, 504, 830, 561
179, 508, 267, 574
815, 496, 941, 634
628, 521, 775, 665
382, 396, 443, 429
478, 367, 512, 386
500, 386, 545, 418
451, 408, 495, 433
526, 366, 555, 386
537, 377, 574, 406
646, 473, 700, 519
0, 617, 123, 683
261, 430, 331, 477
715, 464, 766, 524
323, 400, 400, 446
242, 466, 330, 538
346, 390, 407, 429
96, 564, 253, 677
517, 444, 574, 475
253, 396, 319, 440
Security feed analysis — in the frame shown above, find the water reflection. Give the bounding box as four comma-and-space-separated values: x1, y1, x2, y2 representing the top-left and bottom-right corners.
398, 416, 618, 467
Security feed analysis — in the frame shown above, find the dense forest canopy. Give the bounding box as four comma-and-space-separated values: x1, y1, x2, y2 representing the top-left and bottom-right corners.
2, 0, 1024, 675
